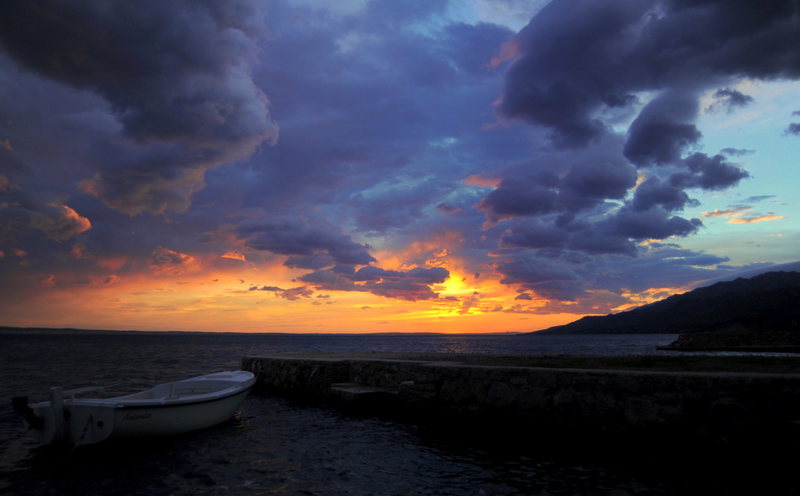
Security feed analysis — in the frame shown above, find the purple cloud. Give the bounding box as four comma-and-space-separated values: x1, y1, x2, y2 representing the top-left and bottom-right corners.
632, 177, 695, 212
0, 0, 277, 215
237, 217, 376, 267
707, 88, 754, 113
250, 285, 314, 301
670, 153, 749, 191
623, 90, 702, 168
1, 0, 796, 320
301, 265, 449, 301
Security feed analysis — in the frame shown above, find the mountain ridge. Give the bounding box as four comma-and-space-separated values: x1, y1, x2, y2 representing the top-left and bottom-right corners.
535, 271, 800, 335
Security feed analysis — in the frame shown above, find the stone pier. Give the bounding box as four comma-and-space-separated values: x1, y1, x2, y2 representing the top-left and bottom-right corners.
241, 353, 800, 443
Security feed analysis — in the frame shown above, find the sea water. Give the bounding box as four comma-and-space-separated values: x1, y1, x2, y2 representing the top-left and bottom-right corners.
0, 330, 786, 495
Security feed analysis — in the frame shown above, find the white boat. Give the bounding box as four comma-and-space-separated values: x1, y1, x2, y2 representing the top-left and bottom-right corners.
13, 370, 256, 446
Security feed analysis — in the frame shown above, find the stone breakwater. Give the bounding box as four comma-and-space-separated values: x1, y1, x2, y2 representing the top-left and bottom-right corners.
241, 353, 800, 442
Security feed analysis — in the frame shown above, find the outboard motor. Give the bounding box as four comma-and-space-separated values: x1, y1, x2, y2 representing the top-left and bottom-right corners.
12, 396, 44, 429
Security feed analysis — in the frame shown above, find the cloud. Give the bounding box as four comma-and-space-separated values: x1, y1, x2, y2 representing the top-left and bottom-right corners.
479, 135, 637, 223
496, 255, 584, 300
632, 176, 695, 212
703, 206, 752, 218
479, 176, 559, 221
1, 0, 798, 321
706, 88, 754, 113
624, 90, 702, 168
0, 201, 91, 243
727, 214, 784, 224
494, 243, 735, 304
300, 265, 449, 301
720, 148, 754, 157
30, 204, 92, 241
703, 200, 784, 225
501, 220, 570, 251
669, 153, 749, 191
220, 251, 246, 262
237, 217, 376, 268
743, 195, 775, 203
149, 247, 196, 275
499, 0, 654, 147
500, 0, 800, 154
603, 206, 702, 241
0, 0, 278, 215
444, 22, 515, 75
249, 285, 313, 300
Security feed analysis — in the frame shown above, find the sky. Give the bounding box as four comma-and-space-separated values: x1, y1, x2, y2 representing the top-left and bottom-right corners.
0, 0, 798, 333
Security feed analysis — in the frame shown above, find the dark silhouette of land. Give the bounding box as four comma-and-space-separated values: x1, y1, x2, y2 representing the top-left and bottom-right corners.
535, 271, 800, 349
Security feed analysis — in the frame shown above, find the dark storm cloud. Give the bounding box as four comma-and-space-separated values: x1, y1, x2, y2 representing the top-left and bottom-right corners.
669, 153, 750, 190
499, 0, 654, 147
500, 220, 569, 251
623, 91, 702, 168
632, 177, 695, 212
237, 218, 376, 267
479, 177, 558, 221
494, 243, 735, 306
707, 88, 754, 112
349, 178, 453, 233
0, 0, 277, 215
496, 256, 584, 301
501, 0, 800, 150
1, 0, 793, 316
559, 157, 637, 208
603, 206, 702, 240
204, 0, 521, 243
479, 0, 800, 304
500, 203, 703, 258
478, 136, 637, 223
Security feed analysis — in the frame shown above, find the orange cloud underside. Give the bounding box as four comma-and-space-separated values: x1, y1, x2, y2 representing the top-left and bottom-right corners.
727, 215, 784, 224
0, 243, 581, 333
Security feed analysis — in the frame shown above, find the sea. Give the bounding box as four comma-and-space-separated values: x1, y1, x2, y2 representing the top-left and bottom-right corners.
0, 329, 793, 495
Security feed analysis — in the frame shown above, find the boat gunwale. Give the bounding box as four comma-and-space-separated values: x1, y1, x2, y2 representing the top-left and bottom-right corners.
31, 371, 255, 410
113, 383, 254, 410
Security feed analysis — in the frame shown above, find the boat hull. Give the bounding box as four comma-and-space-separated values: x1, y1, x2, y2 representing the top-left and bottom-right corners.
21, 370, 255, 446
112, 386, 252, 438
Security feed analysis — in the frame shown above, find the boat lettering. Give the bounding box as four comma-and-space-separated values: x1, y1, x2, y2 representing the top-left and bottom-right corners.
123, 412, 152, 421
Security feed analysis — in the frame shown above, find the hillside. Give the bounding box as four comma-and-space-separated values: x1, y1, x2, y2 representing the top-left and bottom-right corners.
536, 271, 800, 335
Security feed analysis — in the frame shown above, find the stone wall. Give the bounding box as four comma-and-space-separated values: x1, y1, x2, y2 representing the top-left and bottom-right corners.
241, 355, 800, 439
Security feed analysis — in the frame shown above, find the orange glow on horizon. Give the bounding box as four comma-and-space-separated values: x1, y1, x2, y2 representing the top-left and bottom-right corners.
0, 238, 632, 334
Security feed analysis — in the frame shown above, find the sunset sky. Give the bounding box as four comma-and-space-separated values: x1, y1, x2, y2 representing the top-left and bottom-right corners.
0, 0, 798, 333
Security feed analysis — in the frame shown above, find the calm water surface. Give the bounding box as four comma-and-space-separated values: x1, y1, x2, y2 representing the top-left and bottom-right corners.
0, 330, 790, 495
